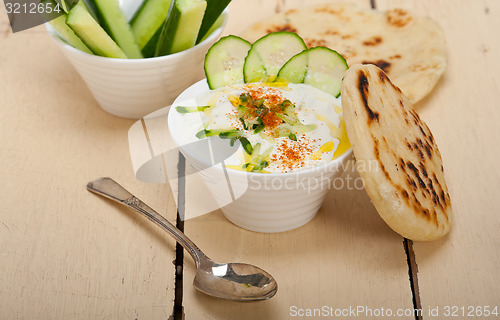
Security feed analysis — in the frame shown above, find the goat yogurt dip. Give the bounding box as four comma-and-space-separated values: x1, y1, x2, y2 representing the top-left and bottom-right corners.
173, 81, 350, 173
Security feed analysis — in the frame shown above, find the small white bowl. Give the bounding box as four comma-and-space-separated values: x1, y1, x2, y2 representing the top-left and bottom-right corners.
45, 5, 227, 119
168, 79, 353, 233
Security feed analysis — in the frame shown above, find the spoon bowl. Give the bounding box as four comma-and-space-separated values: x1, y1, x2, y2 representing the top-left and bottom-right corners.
194, 261, 277, 301
87, 177, 277, 301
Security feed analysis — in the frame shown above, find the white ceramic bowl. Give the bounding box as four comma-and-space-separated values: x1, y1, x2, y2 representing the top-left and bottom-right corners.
45, 4, 227, 119
168, 79, 353, 233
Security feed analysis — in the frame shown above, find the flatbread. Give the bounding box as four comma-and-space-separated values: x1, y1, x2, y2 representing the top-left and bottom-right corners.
243, 3, 447, 104
341, 64, 451, 241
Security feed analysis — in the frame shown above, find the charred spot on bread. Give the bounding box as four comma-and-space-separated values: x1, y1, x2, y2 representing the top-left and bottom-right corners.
363, 36, 383, 46
362, 60, 391, 73
386, 8, 413, 28
358, 70, 380, 123
265, 24, 298, 34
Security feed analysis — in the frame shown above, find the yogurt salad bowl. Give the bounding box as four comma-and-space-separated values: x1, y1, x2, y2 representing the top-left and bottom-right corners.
169, 80, 352, 232
168, 32, 353, 232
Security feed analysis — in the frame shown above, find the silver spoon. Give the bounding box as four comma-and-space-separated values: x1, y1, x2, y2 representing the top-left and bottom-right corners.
87, 177, 277, 301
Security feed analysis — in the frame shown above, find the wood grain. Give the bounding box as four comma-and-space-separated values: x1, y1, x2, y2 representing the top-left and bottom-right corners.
1, 0, 499, 319
0, 12, 177, 319
377, 0, 500, 313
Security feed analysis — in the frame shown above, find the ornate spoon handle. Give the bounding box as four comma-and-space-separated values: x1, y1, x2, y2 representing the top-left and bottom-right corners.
87, 177, 206, 267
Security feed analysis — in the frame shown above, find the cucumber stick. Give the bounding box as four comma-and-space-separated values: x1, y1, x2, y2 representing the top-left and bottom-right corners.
55, 0, 80, 13
55, 0, 70, 12
49, 14, 93, 54
42, 0, 92, 53
196, 0, 230, 44
87, 0, 143, 58
66, 2, 127, 58
69, 0, 100, 22
130, 0, 173, 52
156, 0, 207, 56
199, 12, 224, 42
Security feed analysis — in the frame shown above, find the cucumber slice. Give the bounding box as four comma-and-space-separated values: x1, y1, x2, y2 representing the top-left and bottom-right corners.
276, 49, 308, 83
242, 49, 266, 84
88, 0, 143, 58
196, 0, 230, 43
204, 35, 251, 89
42, 0, 92, 54
243, 32, 306, 83
304, 47, 348, 97
277, 47, 348, 97
130, 0, 173, 52
66, 2, 127, 59
156, 0, 207, 56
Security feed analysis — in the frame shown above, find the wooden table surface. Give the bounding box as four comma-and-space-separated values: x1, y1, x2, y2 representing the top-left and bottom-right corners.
1, 0, 499, 319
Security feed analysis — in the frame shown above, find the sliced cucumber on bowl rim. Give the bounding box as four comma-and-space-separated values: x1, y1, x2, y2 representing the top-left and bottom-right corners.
243, 31, 307, 83
204, 35, 251, 89
204, 31, 349, 98
275, 49, 308, 84
277, 47, 348, 97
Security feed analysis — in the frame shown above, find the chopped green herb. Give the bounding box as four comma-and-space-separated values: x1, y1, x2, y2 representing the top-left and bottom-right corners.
240, 137, 253, 155
276, 111, 300, 126
239, 93, 251, 103
195, 129, 208, 139
293, 124, 317, 135
254, 99, 265, 107
277, 123, 292, 137
248, 159, 269, 172
251, 143, 261, 162
175, 105, 210, 113
255, 105, 268, 117
239, 117, 248, 130
252, 118, 265, 133
229, 137, 237, 146
196, 129, 238, 139
261, 146, 274, 159
237, 104, 252, 120
280, 100, 294, 111
219, 130, 243, 138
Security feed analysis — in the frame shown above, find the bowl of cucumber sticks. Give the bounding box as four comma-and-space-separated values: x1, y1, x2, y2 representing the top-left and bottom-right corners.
44, 0, 229, 119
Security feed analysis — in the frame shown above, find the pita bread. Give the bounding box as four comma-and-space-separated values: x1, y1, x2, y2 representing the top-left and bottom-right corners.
243, 3, 447, 104
341, 64, 451, 241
